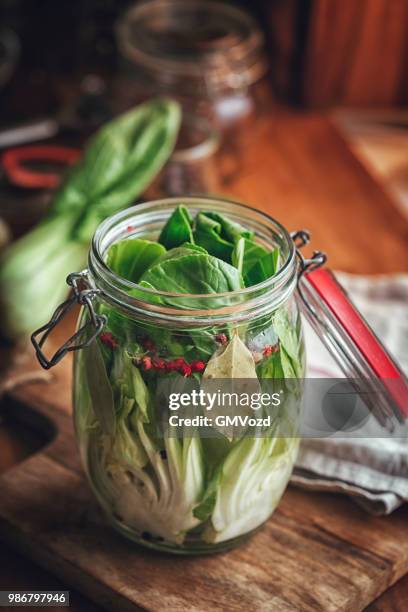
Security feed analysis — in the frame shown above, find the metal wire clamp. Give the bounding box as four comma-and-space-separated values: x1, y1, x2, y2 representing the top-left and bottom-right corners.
31, 272, 107, 370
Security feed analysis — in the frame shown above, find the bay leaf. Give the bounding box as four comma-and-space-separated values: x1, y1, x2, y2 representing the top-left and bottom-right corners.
203, 332, 258, 379
201, 332, 261, 440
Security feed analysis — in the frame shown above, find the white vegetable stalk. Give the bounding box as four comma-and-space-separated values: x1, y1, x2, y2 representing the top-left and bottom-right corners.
203, 436, 299, 543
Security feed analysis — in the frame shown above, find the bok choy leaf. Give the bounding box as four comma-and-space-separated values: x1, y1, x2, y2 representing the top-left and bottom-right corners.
0, 98, 181, 339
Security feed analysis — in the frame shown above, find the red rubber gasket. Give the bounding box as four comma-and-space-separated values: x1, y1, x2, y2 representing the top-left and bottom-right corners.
306, 267, 408, 416
2, 145, 81, 189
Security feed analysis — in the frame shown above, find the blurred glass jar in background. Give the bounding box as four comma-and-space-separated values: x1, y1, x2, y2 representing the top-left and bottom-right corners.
145, 114, 220, 197
116, 0, 268, 126
116, 0, 270, 192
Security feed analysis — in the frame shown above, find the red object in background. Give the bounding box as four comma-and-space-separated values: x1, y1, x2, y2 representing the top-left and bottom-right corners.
2, 145, 81, 189
305, 267, 408, 418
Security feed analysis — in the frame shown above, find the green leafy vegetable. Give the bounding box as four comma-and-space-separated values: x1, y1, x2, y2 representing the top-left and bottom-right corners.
150, 244, 204, 267
74, 203, 304, 549
231, 237, 244, 274
0, 98, 181, 339
204, 212, 253, 243
202, 432, 298, 543
257, 350, 284, 379
245, 250, 279, 286
272, 309, 304, 377
83, 340, 116, 434
139, 253, 244, 308
193, 211, 253, 264
158, 205, 194, 249
232, 238, 279, 286
193, 463, 223, 522
107, 238, 166, 282
193, 213, 235, 262
180, 242, 207, 254
56, 100, 181, 242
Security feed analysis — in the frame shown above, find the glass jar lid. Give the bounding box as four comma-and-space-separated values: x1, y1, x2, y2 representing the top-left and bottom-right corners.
296, 245, 408, 427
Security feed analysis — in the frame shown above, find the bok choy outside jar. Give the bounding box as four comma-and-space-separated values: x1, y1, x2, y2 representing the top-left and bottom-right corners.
40, 197, 307, 554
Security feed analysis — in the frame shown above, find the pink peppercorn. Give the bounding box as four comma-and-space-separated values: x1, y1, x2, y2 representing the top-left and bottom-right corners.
191, 360, 206, 373
141, 356, 152, 370
263, 344, 278, 357
152, 357, 166, 371
179, 363, 192, 377
215, 333, 228, 345
165, 360, 178, 372
100, 332, 119, 350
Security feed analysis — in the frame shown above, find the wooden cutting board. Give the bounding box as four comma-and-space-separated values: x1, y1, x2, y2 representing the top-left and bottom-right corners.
1, 112, 408, 611
1, 357, 408, 612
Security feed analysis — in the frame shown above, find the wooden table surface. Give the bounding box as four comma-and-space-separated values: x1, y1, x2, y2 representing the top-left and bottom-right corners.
0, 108, 407, 611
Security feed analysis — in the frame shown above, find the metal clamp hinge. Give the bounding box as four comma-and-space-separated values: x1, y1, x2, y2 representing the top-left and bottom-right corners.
291, 229, 327, 317
31, 272, 107, 370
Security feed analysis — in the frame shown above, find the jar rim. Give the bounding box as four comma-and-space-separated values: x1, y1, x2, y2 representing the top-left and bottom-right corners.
89, 197, 297, 323
116, 0, 267, 91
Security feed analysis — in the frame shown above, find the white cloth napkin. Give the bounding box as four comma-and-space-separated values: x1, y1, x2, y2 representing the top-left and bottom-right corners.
292, 273, 408, 514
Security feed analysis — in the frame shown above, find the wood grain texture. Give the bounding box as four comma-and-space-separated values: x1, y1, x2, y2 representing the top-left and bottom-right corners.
0, 111, 407, 611
1, 389, 408, 612
0, 542, 101, 612
222, 110, 408, 273
367, 574, 408, 611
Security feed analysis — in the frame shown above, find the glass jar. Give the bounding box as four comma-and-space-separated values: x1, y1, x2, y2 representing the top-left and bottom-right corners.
115, 1, 271, 194
144, 114, 220, 197
32, 199, 408, 554
69, 196, 304, 554
116, 0, 269, 128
